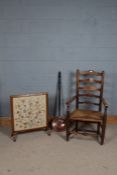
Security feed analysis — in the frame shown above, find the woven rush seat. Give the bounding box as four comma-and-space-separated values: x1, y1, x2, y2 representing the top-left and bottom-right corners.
70, 109, 102, 122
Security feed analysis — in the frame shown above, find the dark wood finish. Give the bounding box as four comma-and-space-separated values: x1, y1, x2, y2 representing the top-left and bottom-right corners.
66, 70, 108, 145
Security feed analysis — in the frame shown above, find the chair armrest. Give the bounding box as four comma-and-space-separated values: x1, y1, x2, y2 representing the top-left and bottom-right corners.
102, 98, 108, 109
66, 95, 77, 105
102, 98, 108, 122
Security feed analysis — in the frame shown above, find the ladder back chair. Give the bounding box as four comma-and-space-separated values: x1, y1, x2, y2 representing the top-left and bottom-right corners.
66, 70, 108, 145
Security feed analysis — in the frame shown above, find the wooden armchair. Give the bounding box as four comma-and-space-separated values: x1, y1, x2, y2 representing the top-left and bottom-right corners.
66, 70, 108, 145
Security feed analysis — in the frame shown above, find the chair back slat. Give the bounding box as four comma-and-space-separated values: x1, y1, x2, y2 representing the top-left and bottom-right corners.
79, 79, 102, 83
80, 70, 103, 76
79, 86, 101, 91
76, 69, 104, 111
79, 101, 99, 106
79, 93, 100, 98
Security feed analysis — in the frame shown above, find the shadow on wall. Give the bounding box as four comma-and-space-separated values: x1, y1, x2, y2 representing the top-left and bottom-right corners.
105, 72, 117, 115
0, 98, 10, 117
67, 71, 76, 99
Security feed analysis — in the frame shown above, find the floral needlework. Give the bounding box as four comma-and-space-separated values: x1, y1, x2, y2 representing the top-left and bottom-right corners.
13, 95, 47, 131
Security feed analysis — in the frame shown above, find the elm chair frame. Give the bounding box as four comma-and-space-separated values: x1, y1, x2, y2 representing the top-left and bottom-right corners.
66, 70, 108, 145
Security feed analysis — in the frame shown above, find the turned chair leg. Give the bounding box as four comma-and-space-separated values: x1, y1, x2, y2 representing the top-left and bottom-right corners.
75, 121, 79, 132
66, 125, 70, 141
66, 118, 70, 141
66, 132, 69, 141
101, 124, 106, 145
97, 123, 100, 135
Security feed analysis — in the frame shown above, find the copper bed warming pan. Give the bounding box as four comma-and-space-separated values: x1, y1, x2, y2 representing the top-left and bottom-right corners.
52, 117, 66, 132
52, 71, 66, 132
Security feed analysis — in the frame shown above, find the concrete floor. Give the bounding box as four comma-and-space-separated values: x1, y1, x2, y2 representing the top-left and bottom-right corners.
0, 124, 117, 175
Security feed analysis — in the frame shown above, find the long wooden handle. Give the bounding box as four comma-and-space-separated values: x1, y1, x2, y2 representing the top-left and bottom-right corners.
58, 71, 61, 116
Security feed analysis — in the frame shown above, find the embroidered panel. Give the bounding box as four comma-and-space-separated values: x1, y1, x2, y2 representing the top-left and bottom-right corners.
11, 93, 48, 131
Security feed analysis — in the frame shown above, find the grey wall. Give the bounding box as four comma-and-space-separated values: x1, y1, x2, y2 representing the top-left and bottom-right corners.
0, 0, 117, 116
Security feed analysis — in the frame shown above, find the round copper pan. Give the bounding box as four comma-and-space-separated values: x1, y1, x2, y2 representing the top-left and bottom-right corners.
52, 117, 66, 132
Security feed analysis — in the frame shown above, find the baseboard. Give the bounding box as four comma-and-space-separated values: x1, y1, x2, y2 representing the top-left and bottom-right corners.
0, 117, 11, 127
107, 115, 117, 124
0, 115, 117, 127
